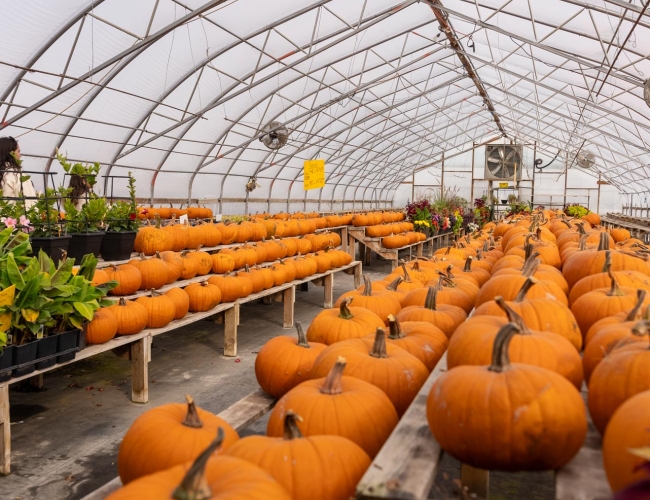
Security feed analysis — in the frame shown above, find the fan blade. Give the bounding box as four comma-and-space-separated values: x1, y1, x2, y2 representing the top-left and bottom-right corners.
491, 164, 504, 176
487, 156, 501, 163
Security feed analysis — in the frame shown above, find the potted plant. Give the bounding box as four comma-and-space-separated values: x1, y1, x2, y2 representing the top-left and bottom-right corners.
101, 173, 139, 260
507, 193, 518, 205
27, 188, 70, 264
64, 196, 107, 260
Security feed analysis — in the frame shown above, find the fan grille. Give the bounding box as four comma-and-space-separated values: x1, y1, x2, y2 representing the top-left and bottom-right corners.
260, 121, 289, 150
485, 145, 522, 179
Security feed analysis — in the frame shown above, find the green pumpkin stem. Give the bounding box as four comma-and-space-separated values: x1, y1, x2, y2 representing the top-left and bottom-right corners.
172, 427, 224, 500
488, 323, 521, 373
295, 321, 309, 348
387, 315, 404, 339
319, 357, 346, 395
514, 277, 538, 303
338, 298, 355, 320
181, 395, 203, 429
369, 328, 389, 359
362, 275, 373, 296
598, 231, 610, 251
495, 297, 529, 334
283, 411, 304, 440
424, 287, 438, 310
626, 290, 647, 322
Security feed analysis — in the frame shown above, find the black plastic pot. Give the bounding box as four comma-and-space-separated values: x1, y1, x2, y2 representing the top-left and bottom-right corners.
31, 236, 72, 265
501, 199, 508, 204
101, 231, 137, 261
35, 335, 58, 370
67, 232, 105, 261
56, 329, 80, 363
13, 342, 38, 377
0, 346, 15, 382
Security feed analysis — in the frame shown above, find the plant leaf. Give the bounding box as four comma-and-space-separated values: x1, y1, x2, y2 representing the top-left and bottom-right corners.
50, 257, 74, 286
72, 301, 95, 321
6, 254, 25, 289
21, 308, 39, 323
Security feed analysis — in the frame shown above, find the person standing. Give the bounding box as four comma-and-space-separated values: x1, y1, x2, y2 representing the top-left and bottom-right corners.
0, 137, 37, 209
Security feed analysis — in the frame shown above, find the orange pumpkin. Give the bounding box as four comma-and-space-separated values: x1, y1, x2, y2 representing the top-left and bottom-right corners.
306, 298, 385, 345
128, 253, 171, 290
109, 298, 148, 335
165, 287, 190, 320
184, 281, 221, 312
105, 264, 142, 296
395, 287, 467, 339
334, 275, 401, 325
85, 308, 118, 344
385, 315, 448, 371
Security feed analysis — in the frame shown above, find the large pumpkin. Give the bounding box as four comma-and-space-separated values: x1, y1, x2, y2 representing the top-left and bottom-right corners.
306, 298, 385, 345
185, 281, 222, 312
385, 315, 448, 371
395, 287, 466, 339
134, 218, 171, 255
310, 328, 429, 416
211, 251, 236, 274
225, 412, 370, 500
117, 395, 239, 484
255, 322, 327, 399
333, 275, 401, 325
135, 290, 176, 328
105, 264, 142, 296
109, 298, 148, 335
108, 430, 290, 500
86, 308, 118, 344
427, 323, 587, 471
602, 390, 650, 492
128, 253, 171, 290
267, 357, 398, 458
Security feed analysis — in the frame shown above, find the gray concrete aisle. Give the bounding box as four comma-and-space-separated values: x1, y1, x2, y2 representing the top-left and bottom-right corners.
0, 262, 390, 500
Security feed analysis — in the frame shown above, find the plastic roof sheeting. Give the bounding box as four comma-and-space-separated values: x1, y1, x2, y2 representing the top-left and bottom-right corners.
1, 0, 649, 209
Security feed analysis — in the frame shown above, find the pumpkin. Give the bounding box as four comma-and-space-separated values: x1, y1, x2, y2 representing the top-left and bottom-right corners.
165, 287, 190, 320
135, 290, 176, 328
310, 327, 429, 416
267, 357, 398, 458
208, 273, 253, 302
225, 411, 370, 500
609, 227, 631, 243
584, 289, 647, 346
385, 315, 448, 371
602, 390, 650, 492
334, 275, 401, 326
268, 265, 287, 287
427, 323, 587, 471
238, 265, 265, 293
108, 430, 290, 500
188, 246, 213, 276
109, 298, 149, 335
185, 281, 222, 312
306, 298, 385, 345
588, 322, 650, 435
186, 223, 206, 249
382, 234, 409, 249
473, 277, 582, 351
91, 268, 110, 286
156, 251, 183, 283
215, 222, 237, 245
200, 221, 222, 247
86, 308, 118, 344
162, 218, 189, 251
105, 264, 142, 296
448, 298, 583, 388
117, 395, 239, 484
134, 218, 171, 255
255, 322, 327, 399
128, 253, 171, 290
278, 259, 297, 282
395, 287, 467, 339
178, 250, 199, 280
211, 252, 236, 275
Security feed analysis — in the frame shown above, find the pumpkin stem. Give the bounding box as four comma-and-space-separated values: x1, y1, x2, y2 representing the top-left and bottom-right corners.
400, 264, 413, 283
578, 234, 588, 251
487, 323, 521, 373
338, 297, 355, 320
181, 395, 203, 429
362, 275, 373, 296
283, 411, 304, 440
576, 222, 586, 235
424, 287, 438, 310
463, 256, 473, 273
521, 251, 541, 275
514, 277, 538, 303
386, 276, 403, 292
630, 320, 650, 349
521, 257, 540, 278
607, 267, 624, 297
387, 315, 405, 339
118, 297, 127, 306
535, 227, 542, 242
295, 321, 309, 348
495, 297, 530, 334
625, 290, 647, 322
601, 250, 612, 274
171, 427, 224, 500
598, 231, 610, 251
319, 357, 346, 395
369, 328, 388, 359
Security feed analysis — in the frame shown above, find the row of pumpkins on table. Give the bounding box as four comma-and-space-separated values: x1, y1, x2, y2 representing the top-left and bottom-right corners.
103, 209, 650, 499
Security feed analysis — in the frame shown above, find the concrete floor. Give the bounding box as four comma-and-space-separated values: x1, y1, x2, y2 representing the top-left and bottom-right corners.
0, 257, 555, 500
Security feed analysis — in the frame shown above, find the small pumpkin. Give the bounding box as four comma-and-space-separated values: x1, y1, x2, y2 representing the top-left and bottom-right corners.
211, 251, 235, 274
128, 253, 171, 290
185, 281, 222, 312
306, 298, 385, 345
117, 395, 239, 484
86, 308, 118, 344
165, 287, 190, 320
156, 251, 183, 282
134, 217, 171, 255
188, 246, 213, 276
255, 322, 327, 399
135, 290, 176, 328
208, 272, 253, 302
427, 323, 586, 471
178, 250, 199, 280
334, 275, 401, 325
105, 264, 142, 296
267, 357, 398, 458
384, 315, 448, 371
395, 287, 467, 339
109, 298, 149, 335
162, 217, 189, 252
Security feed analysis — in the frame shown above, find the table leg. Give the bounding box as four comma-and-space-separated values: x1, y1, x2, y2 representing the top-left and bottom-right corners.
29, 374, 44, 390
323, 273, 333, 309
0, 384, 10, 474
364, 245, 371, 265
224, 304, 239, 357
348, 232, 356, 259
391, 259, 398, 271
460, 464, 489, 499
354, 262, 362, 288
131, 336, 149, 404
283, 286, 296, 328
416, 242, 423, 258
341, 226, 348, 253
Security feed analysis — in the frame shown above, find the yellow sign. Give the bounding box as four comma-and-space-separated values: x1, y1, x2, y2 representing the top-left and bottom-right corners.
304, 159, 325, 190
0, 285, 15, 333
499, 182, 509, 188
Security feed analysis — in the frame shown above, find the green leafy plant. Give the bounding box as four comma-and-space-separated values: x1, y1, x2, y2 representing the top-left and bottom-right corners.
564, 204, 590, 218
56, 148, 101, 188
26, 188, 67, 237
64, 196, 107, 233
105, 173, 139, 232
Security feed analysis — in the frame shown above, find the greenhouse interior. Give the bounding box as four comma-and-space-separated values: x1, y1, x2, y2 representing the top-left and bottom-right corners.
0, 0, 649, 499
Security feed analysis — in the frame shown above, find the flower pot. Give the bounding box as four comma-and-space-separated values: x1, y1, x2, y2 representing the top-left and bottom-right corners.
13, 342, 38, 377
501, 199, 508, 204
101, 231, 137, 261
30, 236, 72, 265
56, 329, 80, 363
0, 346, 15, 382
67, 232, 105, 261
35, 335, 58, 370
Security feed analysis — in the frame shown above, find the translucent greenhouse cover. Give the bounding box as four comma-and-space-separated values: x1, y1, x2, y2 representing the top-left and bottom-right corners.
1, 0, 649, 211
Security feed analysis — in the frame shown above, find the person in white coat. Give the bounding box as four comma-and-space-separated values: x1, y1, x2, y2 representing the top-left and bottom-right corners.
0, 137, 36, 209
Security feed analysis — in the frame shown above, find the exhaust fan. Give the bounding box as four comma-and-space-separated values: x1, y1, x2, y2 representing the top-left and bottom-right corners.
484, 145, 523, 181
259, 121, 289, 150
576, 151, 596, 169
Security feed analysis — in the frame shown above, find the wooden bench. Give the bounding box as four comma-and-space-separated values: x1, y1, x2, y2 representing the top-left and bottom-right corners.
602, 214, 650, 243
